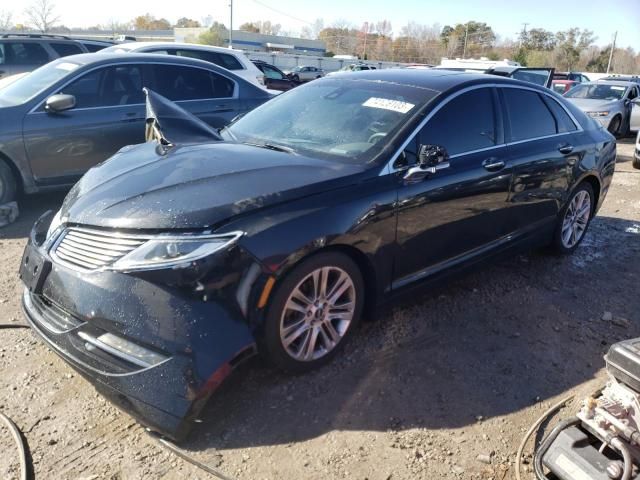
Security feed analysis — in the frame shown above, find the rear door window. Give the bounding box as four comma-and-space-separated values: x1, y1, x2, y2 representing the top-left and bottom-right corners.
542, 97, 578, 133
61, 65, 144, 108
50, 42, 84, 57
502, 88, 557, 142
172, 49, 244, 71
150, 64, 234, 100
419, 87, 497, 156
5, 42, 50, 65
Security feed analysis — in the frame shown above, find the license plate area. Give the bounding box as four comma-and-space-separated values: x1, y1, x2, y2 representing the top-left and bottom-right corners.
20, 244, 52, 294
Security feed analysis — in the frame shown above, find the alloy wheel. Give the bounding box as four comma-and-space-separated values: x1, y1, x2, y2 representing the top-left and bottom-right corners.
561, 190, 591, 249
279, 266, 356, 362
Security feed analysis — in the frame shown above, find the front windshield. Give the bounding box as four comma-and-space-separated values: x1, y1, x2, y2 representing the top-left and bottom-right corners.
224, 78, 436, 164
0, 59, 81, 107
565, 83, 628, 100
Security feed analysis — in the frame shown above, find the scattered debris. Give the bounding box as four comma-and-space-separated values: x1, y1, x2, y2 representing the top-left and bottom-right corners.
0, 201, 18, 228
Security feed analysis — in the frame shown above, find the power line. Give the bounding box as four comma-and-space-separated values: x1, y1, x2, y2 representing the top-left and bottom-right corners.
248, 0, 314, 26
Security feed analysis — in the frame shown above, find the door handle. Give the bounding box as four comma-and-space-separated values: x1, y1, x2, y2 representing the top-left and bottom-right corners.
482, 157, 505, 171
558, 144, 574, 155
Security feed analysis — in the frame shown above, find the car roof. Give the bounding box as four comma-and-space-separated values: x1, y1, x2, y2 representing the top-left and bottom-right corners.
593, 80, 637, 87
337, 68, 548, 93
0, 36, 79, 43
49, 52, 241, 71
108, 42, 244, 55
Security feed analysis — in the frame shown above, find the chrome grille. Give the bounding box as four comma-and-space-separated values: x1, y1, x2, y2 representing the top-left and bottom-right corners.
52, 228, 148, 271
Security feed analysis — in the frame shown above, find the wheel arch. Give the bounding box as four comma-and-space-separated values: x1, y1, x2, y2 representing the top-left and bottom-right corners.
269, 243, 379, 322
576, 174, 601, 214
0, 150, 24, 196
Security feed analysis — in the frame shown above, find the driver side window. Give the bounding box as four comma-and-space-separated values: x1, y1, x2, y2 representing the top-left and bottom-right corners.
417, 88, 497, 157
628, 87, 638, 100
61, 66, 144, 108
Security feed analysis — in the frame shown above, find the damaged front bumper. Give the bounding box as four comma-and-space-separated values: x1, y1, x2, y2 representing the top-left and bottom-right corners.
19, 214, 261, 440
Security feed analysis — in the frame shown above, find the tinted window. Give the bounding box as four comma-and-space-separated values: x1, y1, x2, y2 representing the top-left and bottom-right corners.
217, 53, 243, 70
61, 65, 144, 108
50, 42, 83, 57
503, 89, 556, 141
628, 87, 638, 100
510, 69, 551, 87
262, 65, 284, 80
173, 49, 243, 71
543, 97, 577, 133
419, 88, 497, 156
81, 43, 108, 53
151, 65, 234, 100
4, 42, 49, 65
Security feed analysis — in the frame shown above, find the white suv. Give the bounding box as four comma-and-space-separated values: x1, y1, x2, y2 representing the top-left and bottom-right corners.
102, 42, 266, 90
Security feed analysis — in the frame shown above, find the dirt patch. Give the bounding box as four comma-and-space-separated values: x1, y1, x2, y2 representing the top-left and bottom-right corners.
0, 139, 638, 479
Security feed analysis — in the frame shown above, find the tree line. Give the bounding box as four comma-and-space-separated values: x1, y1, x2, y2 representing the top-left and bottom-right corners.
2, 1, 638, 74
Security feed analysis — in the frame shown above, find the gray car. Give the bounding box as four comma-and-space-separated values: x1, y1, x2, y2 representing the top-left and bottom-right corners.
0, 52, 272, 203
0, 34, 92, 80
564, 80, 640, 136
285, 65, 325, 82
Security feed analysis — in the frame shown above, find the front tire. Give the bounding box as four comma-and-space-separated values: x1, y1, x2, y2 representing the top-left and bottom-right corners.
261, 251, 364, 373
0, 160, 17, 204
633, 155, 640, 169
607, 116, 622, 137
551, 183, 595, 254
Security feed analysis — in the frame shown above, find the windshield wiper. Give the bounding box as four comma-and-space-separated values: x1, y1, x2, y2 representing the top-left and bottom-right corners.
244, 142, 296, 154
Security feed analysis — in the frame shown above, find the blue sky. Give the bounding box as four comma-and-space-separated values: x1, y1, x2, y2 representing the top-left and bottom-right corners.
8, 0, 640, 48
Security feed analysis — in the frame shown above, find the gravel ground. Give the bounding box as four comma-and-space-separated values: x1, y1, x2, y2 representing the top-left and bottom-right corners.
0, 138, 638, 480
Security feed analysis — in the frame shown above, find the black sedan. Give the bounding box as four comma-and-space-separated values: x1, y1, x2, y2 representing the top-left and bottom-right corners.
20, 69, 616, 440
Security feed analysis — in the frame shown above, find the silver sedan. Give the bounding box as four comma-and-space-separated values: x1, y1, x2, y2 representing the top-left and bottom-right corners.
564, 80, 640, 136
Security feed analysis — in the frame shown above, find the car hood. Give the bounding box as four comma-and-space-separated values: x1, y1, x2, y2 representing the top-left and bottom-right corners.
567, 98, 620, 112
60, 141, 366, 230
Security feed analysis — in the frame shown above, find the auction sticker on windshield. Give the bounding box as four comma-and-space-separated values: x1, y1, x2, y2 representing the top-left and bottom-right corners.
611, 86, 626, 91
363, 97, 415, 113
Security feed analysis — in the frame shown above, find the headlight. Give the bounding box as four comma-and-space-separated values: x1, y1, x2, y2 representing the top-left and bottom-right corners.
110, 231, 243, 271
587, 111, 610, 117
47, 209, 63, 239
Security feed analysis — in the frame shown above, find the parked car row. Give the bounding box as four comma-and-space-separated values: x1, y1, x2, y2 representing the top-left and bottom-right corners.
0, 52, 272, 203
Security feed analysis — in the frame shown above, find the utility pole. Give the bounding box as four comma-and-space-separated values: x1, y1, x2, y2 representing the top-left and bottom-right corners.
519, 22, 529, 47
229, 0, 233, 48
606, 31, 617, 74
362, 22, 368, 60
462, 23, 469, 58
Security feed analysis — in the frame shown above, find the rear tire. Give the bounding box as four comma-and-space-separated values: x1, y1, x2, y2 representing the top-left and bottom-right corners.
0, 160, 17, 204
551, 183, 595, 254
633, 156, 640, 169
261, 251, 364, 373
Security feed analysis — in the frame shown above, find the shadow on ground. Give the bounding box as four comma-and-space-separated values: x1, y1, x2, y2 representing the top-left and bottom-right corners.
181, 214, 640, 452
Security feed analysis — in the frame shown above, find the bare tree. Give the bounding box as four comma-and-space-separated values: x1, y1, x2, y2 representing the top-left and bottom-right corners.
25, 0, 60, 33
0, 10, 13, 31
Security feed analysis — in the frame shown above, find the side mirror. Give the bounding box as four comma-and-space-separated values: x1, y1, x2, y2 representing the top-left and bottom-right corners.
45, 94, 76, 113
403, 144, 450, 184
